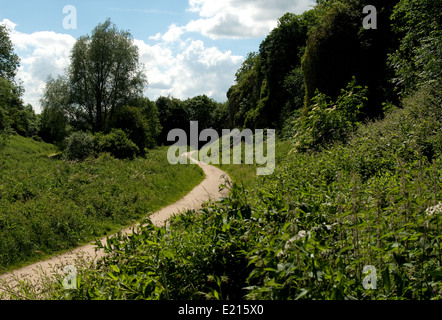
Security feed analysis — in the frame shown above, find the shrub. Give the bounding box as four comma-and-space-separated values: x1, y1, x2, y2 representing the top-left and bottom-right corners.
64, 131, 96, 161
107, 106, 150, 155
96, 129, 139, 160
293, 77, 367, 152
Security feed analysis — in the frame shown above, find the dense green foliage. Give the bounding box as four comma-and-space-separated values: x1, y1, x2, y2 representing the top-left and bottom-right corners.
0, 136, 204, 273
107, 106, 149, 155
50, 84, 441, 301
226, 0, 441, 132
389, 0, 442, 97
64, 131, 96, 161
156, 95, 228, 146
292, 77, 367, 152
302, 0, 398, 118
227, 13, 312, 130
38, 76, 72, 147
38, 20, 160, 156
0, 75, 39, 140
1, 0, 441, 301
96, 129, 139, 160
0, 24, 20, 82
0, 25, 40, 143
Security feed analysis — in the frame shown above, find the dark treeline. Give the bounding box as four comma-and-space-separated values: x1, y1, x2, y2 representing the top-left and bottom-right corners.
227, 0, 441, 137
1, 0, 441, 158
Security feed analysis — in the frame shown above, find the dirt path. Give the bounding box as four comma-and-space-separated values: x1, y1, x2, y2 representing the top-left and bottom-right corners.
0, 151, 231, 297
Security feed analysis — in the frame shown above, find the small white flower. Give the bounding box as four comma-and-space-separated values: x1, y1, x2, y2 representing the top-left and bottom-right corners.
277, 230, 310, 258
284, 230, 308, 250
425, 203, 442, 217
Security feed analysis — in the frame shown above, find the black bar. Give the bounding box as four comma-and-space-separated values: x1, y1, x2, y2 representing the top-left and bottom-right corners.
0, 300, 439, 319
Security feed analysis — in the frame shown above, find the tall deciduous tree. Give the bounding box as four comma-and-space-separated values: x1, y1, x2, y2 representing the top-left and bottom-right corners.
0, 24, 20, 82
69, 19, 147, 132
184, 95, 218, 130
156, 96, 189, 146
0, 25, 39, 138
39, 76, 72, 145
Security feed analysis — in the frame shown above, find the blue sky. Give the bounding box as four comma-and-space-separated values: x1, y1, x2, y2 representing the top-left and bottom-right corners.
0, 0, 315, 113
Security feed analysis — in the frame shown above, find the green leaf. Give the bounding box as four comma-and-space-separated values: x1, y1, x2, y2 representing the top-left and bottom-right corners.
108, 272, 118, 281
338, 245, 353, 255
430, 271, 442, 281
161, 250, 174, 259
295, 289, 309, 300
110, 265, 120, 273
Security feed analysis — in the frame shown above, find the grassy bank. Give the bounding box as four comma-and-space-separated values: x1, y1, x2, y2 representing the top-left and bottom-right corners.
191, 133, 293, 190
0, 136, 204, 273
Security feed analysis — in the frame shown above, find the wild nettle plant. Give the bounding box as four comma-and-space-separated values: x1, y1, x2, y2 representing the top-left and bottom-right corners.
242, 154, 441, 300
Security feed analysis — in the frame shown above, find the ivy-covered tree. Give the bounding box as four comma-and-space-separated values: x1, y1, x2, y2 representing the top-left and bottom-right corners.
256, 13, 310, 127
227, 11, 315, 130
227, 52, 262, 129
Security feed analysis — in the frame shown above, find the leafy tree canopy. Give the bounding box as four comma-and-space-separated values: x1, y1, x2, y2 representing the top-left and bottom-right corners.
0, 24, 20, 82
69, 19, 147, 132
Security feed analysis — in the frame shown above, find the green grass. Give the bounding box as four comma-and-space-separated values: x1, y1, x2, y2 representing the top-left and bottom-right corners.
192, 134, 292, 190
44, 86, 441, 301
0, 135, 204, 273
214, 140, 292, 189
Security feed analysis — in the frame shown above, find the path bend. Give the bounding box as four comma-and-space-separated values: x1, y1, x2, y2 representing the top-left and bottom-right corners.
0, 151, 231, 297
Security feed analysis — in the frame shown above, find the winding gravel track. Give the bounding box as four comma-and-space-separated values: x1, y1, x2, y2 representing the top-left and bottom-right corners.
0, 151, 231, 297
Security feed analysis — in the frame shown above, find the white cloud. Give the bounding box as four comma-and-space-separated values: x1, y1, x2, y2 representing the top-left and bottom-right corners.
1, 18, 17, 31
135, 39, 242, 102
184, 0, 316, 39
161, 24, 185, 43
148, 32, 162, 41
1, 19, 75, 113
2, 18, 242, 114
2, 1, 315, 114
